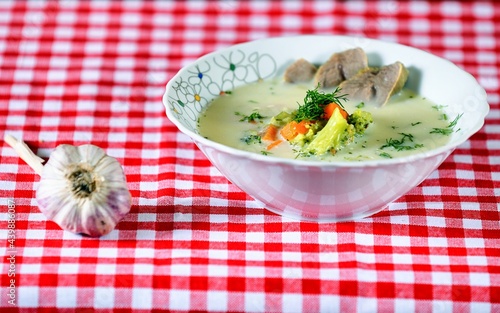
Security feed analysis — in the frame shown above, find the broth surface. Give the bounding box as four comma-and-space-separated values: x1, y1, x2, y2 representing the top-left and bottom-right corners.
198, 79, 451, 161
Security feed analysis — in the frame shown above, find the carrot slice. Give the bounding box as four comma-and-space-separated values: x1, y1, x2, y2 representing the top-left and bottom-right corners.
295, 120, 310, 134
324, 102, 348, 120
262, 124, 278, 141
280, 121, 299, 141
266, 139, 283, 150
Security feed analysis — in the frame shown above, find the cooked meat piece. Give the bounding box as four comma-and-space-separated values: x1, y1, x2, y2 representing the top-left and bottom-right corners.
338, 68, 376, 102
339, 61, 409, 106
372, 62, 409, 105
314, 48, 368, 88
339, 48, 369, 80
283, 58, 317, 83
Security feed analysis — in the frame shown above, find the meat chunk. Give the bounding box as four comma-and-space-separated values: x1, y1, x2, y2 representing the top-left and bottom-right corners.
314, 48, 368, 88
338, 68, 376, 102
283, 58, 317, 83
339, 61, 409, 106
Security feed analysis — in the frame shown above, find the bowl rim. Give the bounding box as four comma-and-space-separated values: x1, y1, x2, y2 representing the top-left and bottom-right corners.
164, 34, 490, 168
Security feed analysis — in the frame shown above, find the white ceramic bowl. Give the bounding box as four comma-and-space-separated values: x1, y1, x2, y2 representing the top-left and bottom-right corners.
163, 35, 489, 222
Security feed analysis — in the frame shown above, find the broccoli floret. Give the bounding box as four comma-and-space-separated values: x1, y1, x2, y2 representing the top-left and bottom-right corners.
290, 122, 323, 147
347, 109, 373, 135
301, 109, 373, 156
303, 108, 348, 155
341, 124, 357, 146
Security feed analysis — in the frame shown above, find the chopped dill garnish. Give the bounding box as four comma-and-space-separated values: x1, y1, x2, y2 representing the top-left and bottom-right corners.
432, 104, 446, 111
411, 122, 422, 126
293, 148, 314, 159
224, 90, 233, 94
294, 85, 348, 122
430, 113, 463, 135
241, 134, 261, 145
261, 150, 271, 155
380, 133, 424, 151
235, 110, 266, 123
356, 102, 365, 109
379, 152, 393, 158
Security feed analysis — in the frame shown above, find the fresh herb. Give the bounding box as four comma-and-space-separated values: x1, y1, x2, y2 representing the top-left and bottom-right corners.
356, 102, 365, 109
379, 152, 393, 158
411, 122, 422, 126
294, 148, 314, 159
261, 150, 271, 155
440, 113, 448, 121
380, 133, 424, 151
235, 110, 266, 123
294, 85, 348, 122
430, 113, 463, 135
241, 134, 261, 145
432, 104, 446, 111
224, 90, 233, 94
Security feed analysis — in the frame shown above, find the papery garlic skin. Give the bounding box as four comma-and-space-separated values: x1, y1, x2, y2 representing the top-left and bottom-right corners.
36, 144, 132, 237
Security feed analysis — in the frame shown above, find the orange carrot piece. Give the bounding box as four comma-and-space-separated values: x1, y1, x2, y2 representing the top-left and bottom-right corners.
295, 120, 310, 135
280, 121, 299, 140
324, 103, 348, 120
262, 124, 278, 141
266, 139, 283, 150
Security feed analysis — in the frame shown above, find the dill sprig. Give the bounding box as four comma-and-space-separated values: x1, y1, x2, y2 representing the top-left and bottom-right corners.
235, 110, 266, 123
294, 85, 348, 122
380, 133, 424, 151
430, 113, 463, 135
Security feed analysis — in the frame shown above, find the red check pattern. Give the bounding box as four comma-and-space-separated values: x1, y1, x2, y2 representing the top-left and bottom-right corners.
1, 0, 499, 312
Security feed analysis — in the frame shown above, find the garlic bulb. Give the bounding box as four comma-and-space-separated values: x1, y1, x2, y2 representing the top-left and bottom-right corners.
5, 135, 131, 237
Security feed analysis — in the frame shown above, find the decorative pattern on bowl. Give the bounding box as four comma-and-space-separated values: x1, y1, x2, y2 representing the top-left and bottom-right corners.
165, 50, 278, 133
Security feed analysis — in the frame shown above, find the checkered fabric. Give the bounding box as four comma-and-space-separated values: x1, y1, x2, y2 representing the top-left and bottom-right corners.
0, 0, 499, 312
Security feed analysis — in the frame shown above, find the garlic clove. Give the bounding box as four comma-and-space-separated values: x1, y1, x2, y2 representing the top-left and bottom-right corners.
51, 144, 84, 167
93, 152, 128, 182
77, 144, 106, 167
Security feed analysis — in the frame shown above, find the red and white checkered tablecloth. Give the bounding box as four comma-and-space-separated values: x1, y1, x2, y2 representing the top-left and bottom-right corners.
0, 0, 499, 312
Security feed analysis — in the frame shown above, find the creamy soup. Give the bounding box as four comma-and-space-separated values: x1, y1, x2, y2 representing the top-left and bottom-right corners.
198, 79, 454, 162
